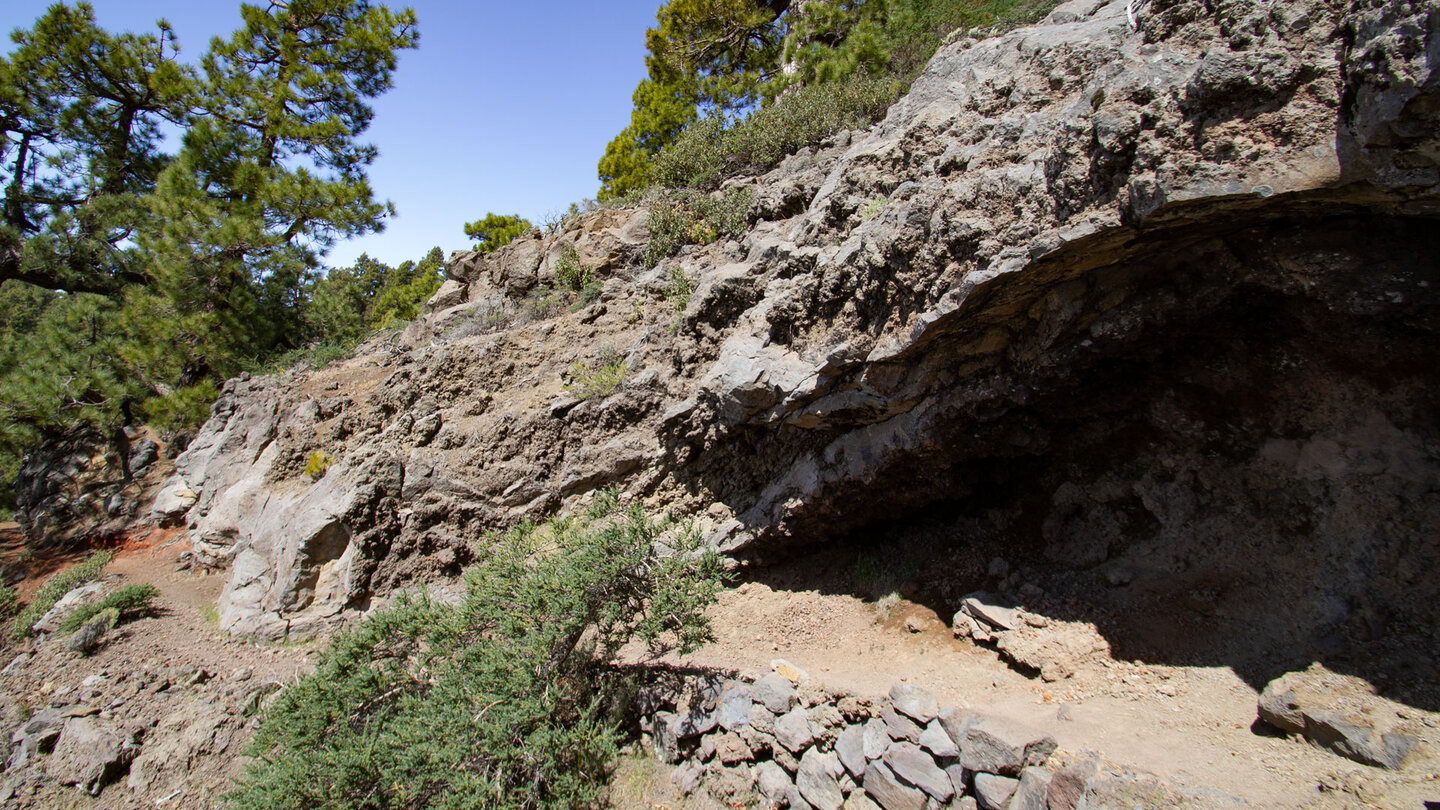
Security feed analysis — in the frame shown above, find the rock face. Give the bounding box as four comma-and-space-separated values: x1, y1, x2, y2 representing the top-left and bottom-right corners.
157, 0, 1440, 671
15, 427, 176, 546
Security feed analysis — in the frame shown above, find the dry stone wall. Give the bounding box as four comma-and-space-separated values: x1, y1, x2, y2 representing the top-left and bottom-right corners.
642, 670, 1228, 809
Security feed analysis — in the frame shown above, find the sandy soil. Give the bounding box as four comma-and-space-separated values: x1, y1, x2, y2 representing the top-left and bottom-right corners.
5, 523, 1437, 809
628, 556, 1440, 810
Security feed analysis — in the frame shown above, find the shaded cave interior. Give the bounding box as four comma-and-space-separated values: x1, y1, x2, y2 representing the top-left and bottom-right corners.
729, 209, 1440, 712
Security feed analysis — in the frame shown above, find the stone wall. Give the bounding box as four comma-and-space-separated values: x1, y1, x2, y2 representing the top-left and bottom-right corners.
641, 669, 1217, 809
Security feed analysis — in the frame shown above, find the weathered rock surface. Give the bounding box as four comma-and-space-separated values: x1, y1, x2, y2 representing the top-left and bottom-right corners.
1258, 664, 1421, 769
959, 714, 1058, 777
147, 4, 1440, 721
48, 716, 131, 795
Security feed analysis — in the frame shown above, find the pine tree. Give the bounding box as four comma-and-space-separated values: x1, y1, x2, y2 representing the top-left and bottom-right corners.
462, 213, 532, 253
0, 3, 192, 295
143, 0, 419, 378
598, 0, 790, 199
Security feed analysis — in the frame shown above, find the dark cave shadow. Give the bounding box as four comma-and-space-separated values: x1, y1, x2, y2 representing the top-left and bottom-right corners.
709, 265, 1440, 715
732, 516, 1440, 717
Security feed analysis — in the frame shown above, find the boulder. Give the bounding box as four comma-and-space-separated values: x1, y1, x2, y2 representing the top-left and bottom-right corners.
716, 681, 754, 730
675, 705, 716, 738
1010, 767, 1052, 810
880, 706, 922, 743
960, 594, 1019, 632
755, 672, 798, 713
776, 706, 816, 753
149, 476, 198, 525
863, 717, 891, 760
126, 703, 236, 796
713, 731, 754, 765
1046, 757, 1098, 810
1258, 665, 1420, 769
48, 717, 130, 795
651, 712, 681, 763
756, 760, 795, 805
836, 723, 867, 778
7, 708, 64, 770
888, 683, 939, 723
973, 773, 1020, 810
427, 279, 468, 312
917, 720, 958, 758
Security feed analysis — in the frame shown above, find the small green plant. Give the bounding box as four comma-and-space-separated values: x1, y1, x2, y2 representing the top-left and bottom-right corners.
572, 279, 603, 311
0, 580, 18, 620
851, 551, 920, 610
11, 549, 113, 641
522, 285, 566, 321
644, 187, 753, 269
565, 348, 627, 400
200, 604, 220, 626
553, 245, 598, 296
665, 266, 696, 316
58, 583, 160, 633
303, 450, 334, 480
860, 196, 887, 222
227, 492, 725, 810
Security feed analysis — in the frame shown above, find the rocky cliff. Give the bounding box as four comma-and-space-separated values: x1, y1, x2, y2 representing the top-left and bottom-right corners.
154, 0, 1438, 730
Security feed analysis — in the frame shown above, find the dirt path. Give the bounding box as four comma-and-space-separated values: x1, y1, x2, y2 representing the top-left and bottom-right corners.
634, 570, 1440, 809
5, 522, 1437, 808
0, 526, 316, 809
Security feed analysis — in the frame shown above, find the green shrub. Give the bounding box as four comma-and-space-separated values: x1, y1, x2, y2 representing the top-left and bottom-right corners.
573, 279, 603, 311
552, 245, 596, 294
11, 549, 114, 641
643, 188, 754, 269
227, 494, 725, 810
258, 337, 364, 375
565, 349, 628, 400
58, 583, 158, 633
463, 213, 534, 253
142, 381, 221, 432
0, 581, 17, 620
665, 266, 696, 316
654, 75, 902, 191
303, 450, 335, 480
522, 285, 566, 321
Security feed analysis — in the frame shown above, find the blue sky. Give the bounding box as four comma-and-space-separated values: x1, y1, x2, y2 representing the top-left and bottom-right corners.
2, 0, 662, 268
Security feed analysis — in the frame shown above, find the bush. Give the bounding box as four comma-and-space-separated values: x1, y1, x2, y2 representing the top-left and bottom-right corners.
11, 549, 113, 641
227, 493, 725, 810
665, 266, 696, 316
58, 583, 159, 633
552, 245, 596, 294
643, 187, 754, 269
565, 349, 627, 400
303, 450, 335, 480
653, 75, 902, 191
0, 581, 17, 620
